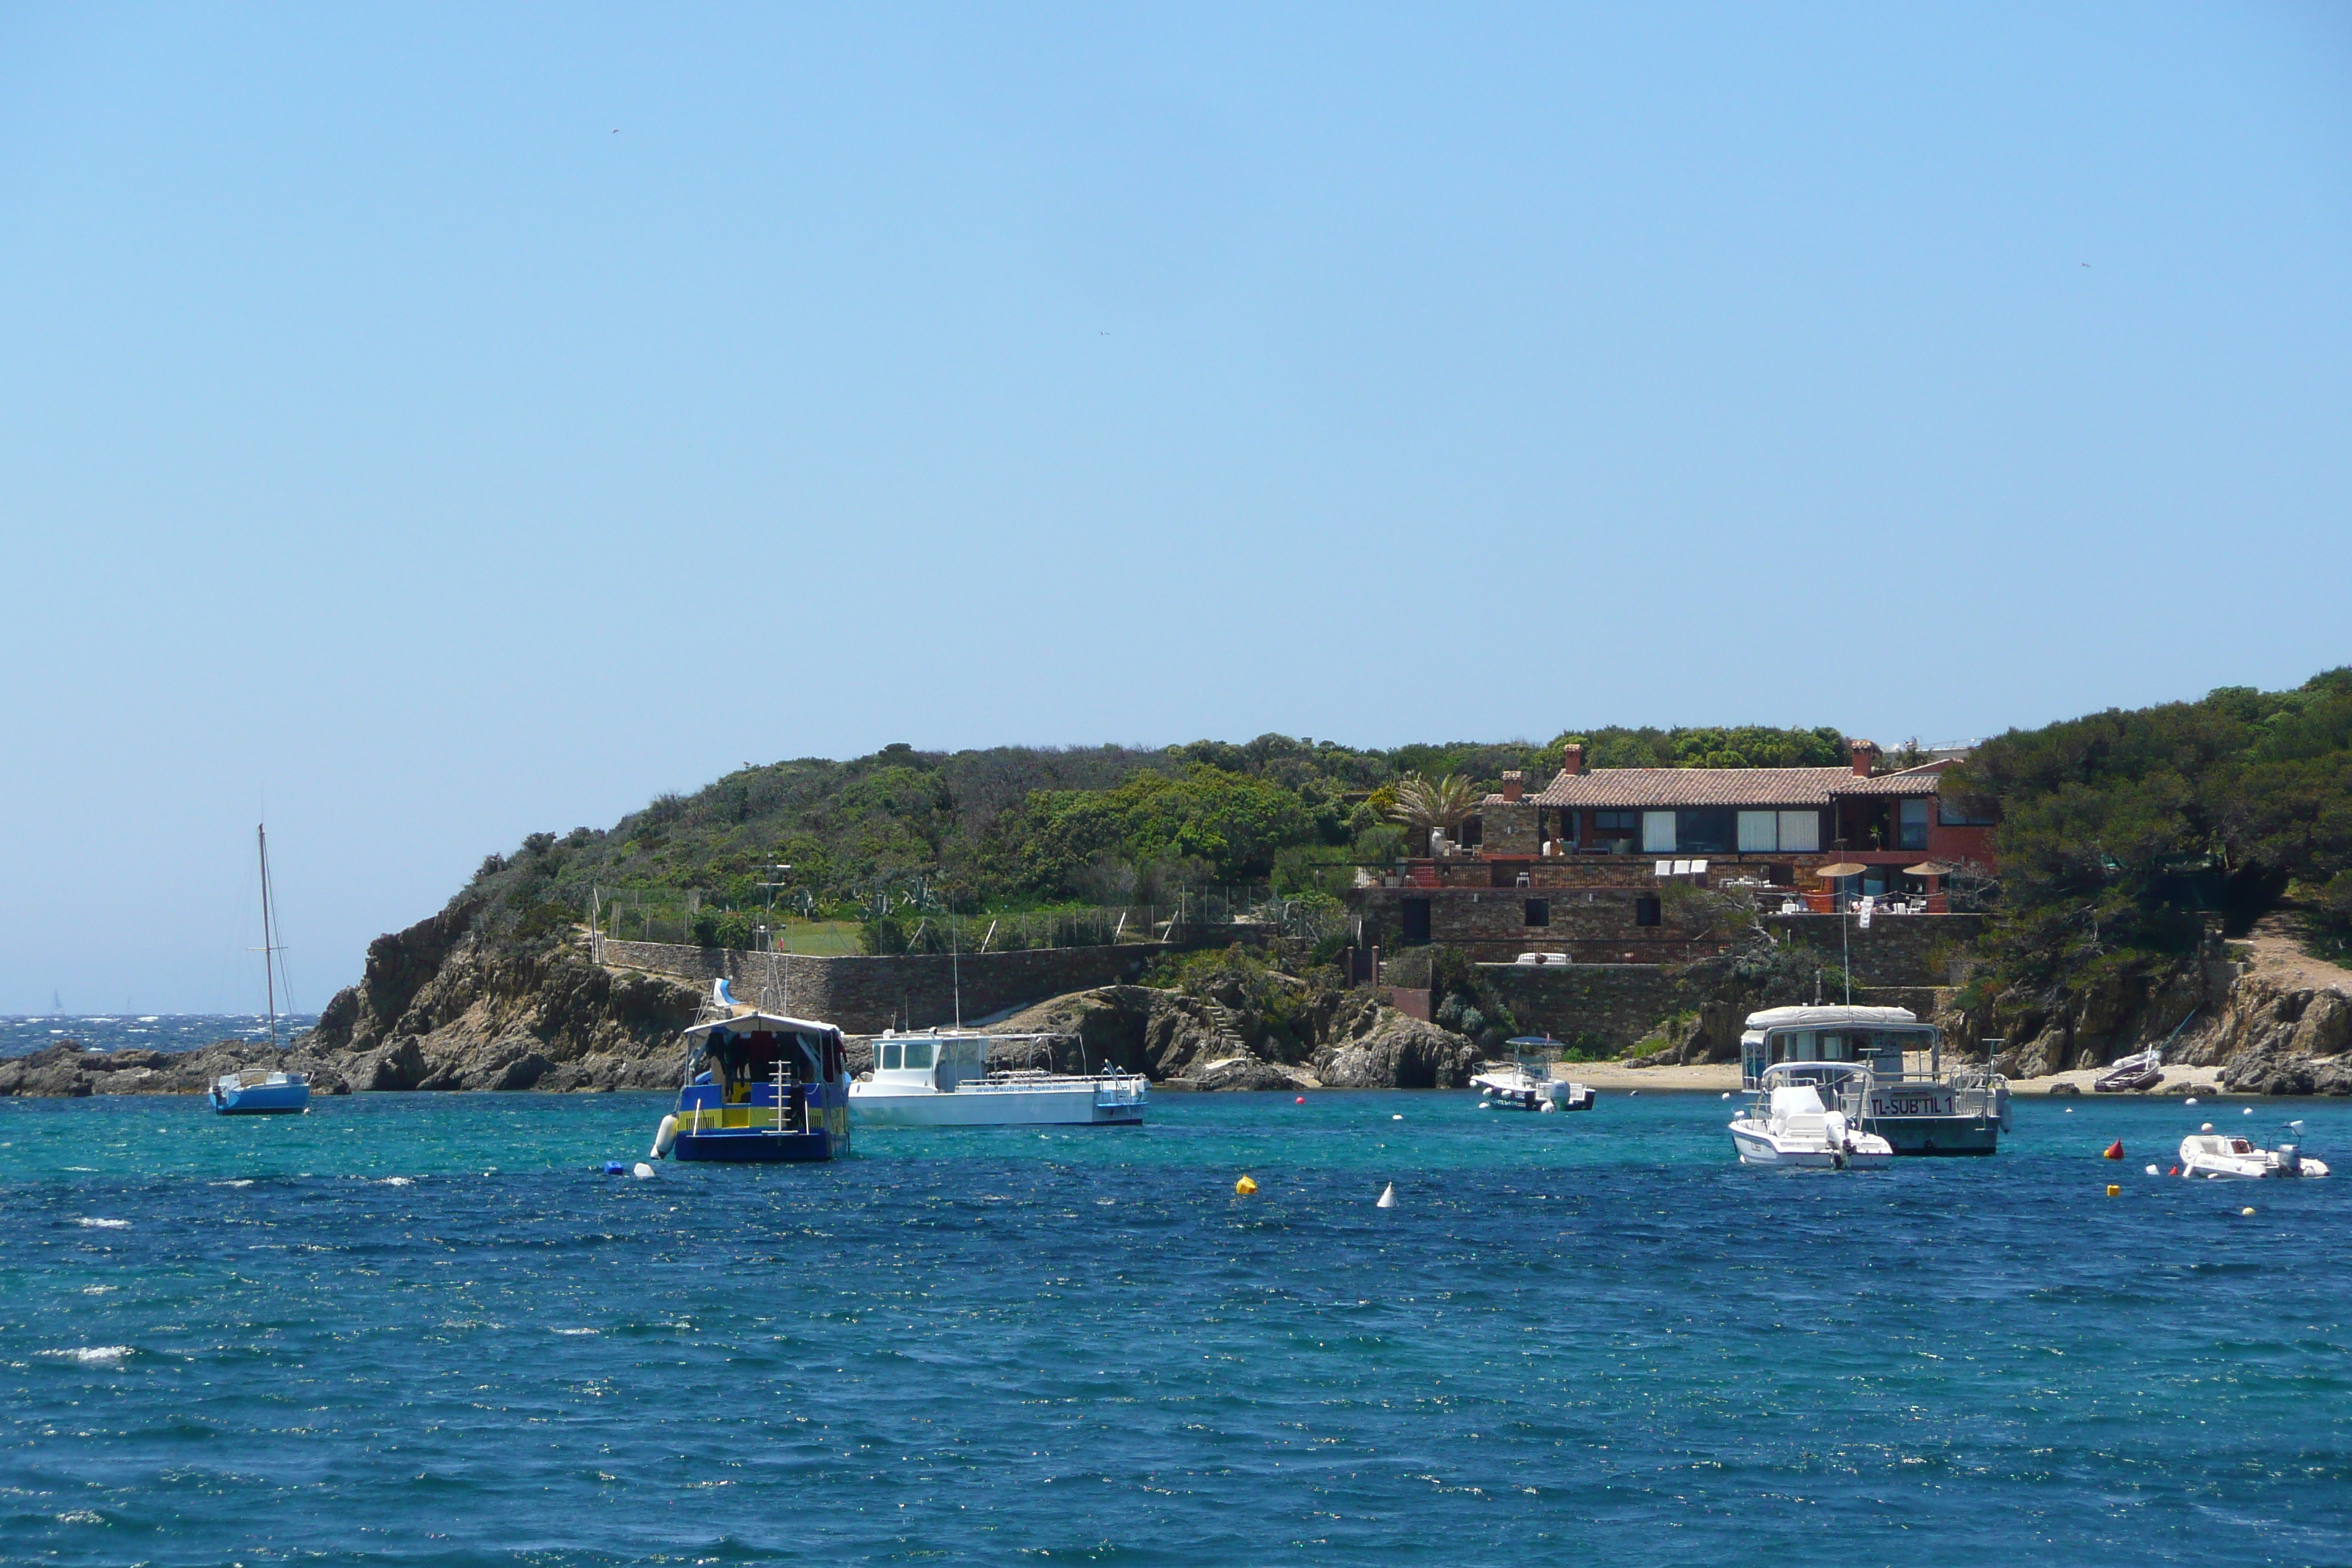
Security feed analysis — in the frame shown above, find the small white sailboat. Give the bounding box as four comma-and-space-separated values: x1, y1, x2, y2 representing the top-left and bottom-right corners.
2178, 1123, 2329, 1180
1728, 1065, 1891, 1169
211, 822, 309, 1116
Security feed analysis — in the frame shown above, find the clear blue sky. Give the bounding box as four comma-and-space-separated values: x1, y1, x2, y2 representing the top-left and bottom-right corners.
4, 4, 2348, 1012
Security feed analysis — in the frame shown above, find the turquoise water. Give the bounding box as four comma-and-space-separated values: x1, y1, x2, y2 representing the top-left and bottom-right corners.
4, 1090, 2348, 1566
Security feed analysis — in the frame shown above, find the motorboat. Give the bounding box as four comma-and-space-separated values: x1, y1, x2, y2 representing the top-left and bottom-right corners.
208, 1068, 309, 1115
2178, 1122, 2329, 1180
848, 1030, 1147, 1127
649, 985, 852, 1163
1740, 1005, 2007, 1156
1728, 1063, 1893, 1169
2095, 1046, 2164, 1093
1471, 1041, 1593, 1112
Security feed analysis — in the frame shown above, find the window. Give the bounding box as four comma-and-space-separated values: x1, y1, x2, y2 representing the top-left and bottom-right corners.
1458, 815, 1483, 848
1938, 791, 1996, 826
1401, 898, 1431, 943
1594, 810, 1638, 834
1635, 895, 1662, 927
904, 1041, 935, 1071
1641, 811, 1677, 853
1779, 810, 1821, 852
1523, 899, 1549, 927
1677, 808, 1735, 853
1897, 798, 1931, 851
1738, 810, 1778, 852
880, 1042, 901, 1071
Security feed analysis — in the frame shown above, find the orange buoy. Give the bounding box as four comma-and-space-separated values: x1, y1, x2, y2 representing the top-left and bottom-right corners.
2103, 1140, 2124, 1161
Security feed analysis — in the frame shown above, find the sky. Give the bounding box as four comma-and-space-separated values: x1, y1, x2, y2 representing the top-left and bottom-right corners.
3, 3, 2348, 1012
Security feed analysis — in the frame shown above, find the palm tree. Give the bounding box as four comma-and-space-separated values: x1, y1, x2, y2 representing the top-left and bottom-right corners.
1385, 772, 1479, 851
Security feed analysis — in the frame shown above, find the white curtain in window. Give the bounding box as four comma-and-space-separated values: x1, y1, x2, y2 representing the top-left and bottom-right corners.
1642, 811, 1677, 853
1737, 811, 1778, 852
1778, 810, 1821, 852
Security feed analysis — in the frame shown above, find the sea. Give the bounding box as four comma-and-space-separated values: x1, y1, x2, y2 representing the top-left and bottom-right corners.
3, 1071, 2348, 1565
1, 1015, 322, 1057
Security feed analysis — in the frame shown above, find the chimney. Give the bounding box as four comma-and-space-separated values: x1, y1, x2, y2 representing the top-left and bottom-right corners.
1561, 742, 1586, 775
1849, 739, 1880, 777
1501, 771, 1523, 803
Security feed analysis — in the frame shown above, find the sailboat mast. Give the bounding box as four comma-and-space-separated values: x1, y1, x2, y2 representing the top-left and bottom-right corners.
258, 822, 279, 1050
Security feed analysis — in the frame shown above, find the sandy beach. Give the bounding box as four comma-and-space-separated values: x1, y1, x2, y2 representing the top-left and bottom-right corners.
1549, 1060, 2246, 1098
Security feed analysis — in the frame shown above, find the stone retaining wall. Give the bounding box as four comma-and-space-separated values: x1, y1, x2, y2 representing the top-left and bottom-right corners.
1477, 964, 1681, 1053
1761, 912, 1983, 987
595, 940, 1174, 1034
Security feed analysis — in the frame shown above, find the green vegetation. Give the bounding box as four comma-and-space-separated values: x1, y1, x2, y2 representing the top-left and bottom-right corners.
1950, 668, 2352, 1013
457, 725, 1852, 953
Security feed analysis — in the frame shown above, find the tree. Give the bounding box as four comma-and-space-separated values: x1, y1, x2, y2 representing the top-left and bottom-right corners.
1385, 773, 1479, 850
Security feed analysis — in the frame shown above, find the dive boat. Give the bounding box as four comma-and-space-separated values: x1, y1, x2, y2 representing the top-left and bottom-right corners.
848, 1030, 1147, 1128
1728, 1064, 1893, 1169
213, 821, 309, 1116
208, 1067, 309, 1115
649, 986, 851, 1163
1471, 1041, 1593, 1112
1739, 1004, 2007, 1156
2178, 1123, 2329, 1180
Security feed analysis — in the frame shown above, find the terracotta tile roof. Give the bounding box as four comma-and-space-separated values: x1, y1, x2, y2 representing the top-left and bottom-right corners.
1518, 764, 1945, 809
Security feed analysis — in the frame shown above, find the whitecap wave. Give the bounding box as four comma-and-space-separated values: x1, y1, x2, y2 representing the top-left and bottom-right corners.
56, 1509, 103, 1524
40, 1346, 132, 1362
551, 1327, 600, 1336
76, 1218, 130, 1229
375, 1177, 414, 1187
81, 1285, 116, 1295
211, 1179, 255, 1188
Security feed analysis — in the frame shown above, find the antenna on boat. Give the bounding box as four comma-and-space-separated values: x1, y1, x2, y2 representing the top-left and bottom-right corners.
951, 910, 963, 1030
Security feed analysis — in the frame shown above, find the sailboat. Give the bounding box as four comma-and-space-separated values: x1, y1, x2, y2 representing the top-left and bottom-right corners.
208, 823, 310, 1115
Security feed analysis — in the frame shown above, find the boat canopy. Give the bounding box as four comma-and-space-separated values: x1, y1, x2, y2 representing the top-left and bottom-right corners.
683, 1011, 840, 1043
1744, 1004, 1920, 1033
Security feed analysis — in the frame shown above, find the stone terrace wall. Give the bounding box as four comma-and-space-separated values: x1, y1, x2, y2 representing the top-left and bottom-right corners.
596, 941, 1174, 1034
1477, 964, 1681, 1053
1761, 913, 1984, 988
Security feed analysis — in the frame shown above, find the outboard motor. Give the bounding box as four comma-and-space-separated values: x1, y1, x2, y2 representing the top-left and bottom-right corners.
2277, 1142, 2302, 1175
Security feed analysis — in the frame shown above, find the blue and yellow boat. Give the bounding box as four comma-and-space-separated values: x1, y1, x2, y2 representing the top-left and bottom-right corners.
649, 996, 851, 1164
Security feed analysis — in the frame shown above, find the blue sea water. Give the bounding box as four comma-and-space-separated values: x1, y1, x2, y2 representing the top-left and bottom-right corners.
0, 1016, 320, 1058
3, 1089, 2348, 1567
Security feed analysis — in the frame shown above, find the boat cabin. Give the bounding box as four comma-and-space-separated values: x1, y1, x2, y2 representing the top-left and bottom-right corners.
869, 1031, 990, 1093
1740, 1004, 1939, 1090
679, 1011, 848, 1135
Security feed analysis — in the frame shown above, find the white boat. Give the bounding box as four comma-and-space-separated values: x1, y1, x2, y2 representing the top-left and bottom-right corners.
1729, 1065, 1893, 1169
1471, 1042, 1593, 1112
848, 1030, 1147, 1128
2178, 1123, 2329, 1180
1740, 1005, 2007, 1155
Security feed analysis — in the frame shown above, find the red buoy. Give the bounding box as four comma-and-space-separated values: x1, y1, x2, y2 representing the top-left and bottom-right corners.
2169, 1165, 2179, 1176
2103, 1140, 2125, 1160
1294, 1096, 1305, 1104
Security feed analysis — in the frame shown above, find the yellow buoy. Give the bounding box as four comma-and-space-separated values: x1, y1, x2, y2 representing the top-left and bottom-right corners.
2106, 1184, 2120, 1197
1235, 1175, 1258, 1196
2241, 1206, 2256, 1216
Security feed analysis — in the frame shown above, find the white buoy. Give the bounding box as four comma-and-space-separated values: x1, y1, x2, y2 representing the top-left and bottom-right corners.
2201, 1122, 2214, 1132
2185, 1097, 2199, 1107
631, 1162, 657, 1180
1376, 1183, 1396, 1208
2241, 1206, 2256, 1217
1629, 1090, 1639, 1096
1392, 1114, 1403, 1121
1538, 1099, 1556, 1113
2065, 1107, 2074, 1114
2145, 1164, 2159, 1175
650, 1114, 679, 1160
1720, 1091, 1731, 1100
2243, 1107, 2254, 1116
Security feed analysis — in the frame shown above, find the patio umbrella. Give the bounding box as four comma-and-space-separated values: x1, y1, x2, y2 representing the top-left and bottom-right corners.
1814, 862, 1867, 879
1904, 861, 1953, 878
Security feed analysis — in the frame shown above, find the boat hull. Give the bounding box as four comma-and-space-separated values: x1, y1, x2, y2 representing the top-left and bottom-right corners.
851, 1085, 1146, 1128
672, 1128, 840, 1163
209, 1084, 310, 1115
1730, 1121, 1893, 1169
1870, 1115, 1999, 1156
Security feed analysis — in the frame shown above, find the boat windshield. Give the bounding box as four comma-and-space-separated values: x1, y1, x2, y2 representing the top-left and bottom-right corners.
903, 1041, 934, 1071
